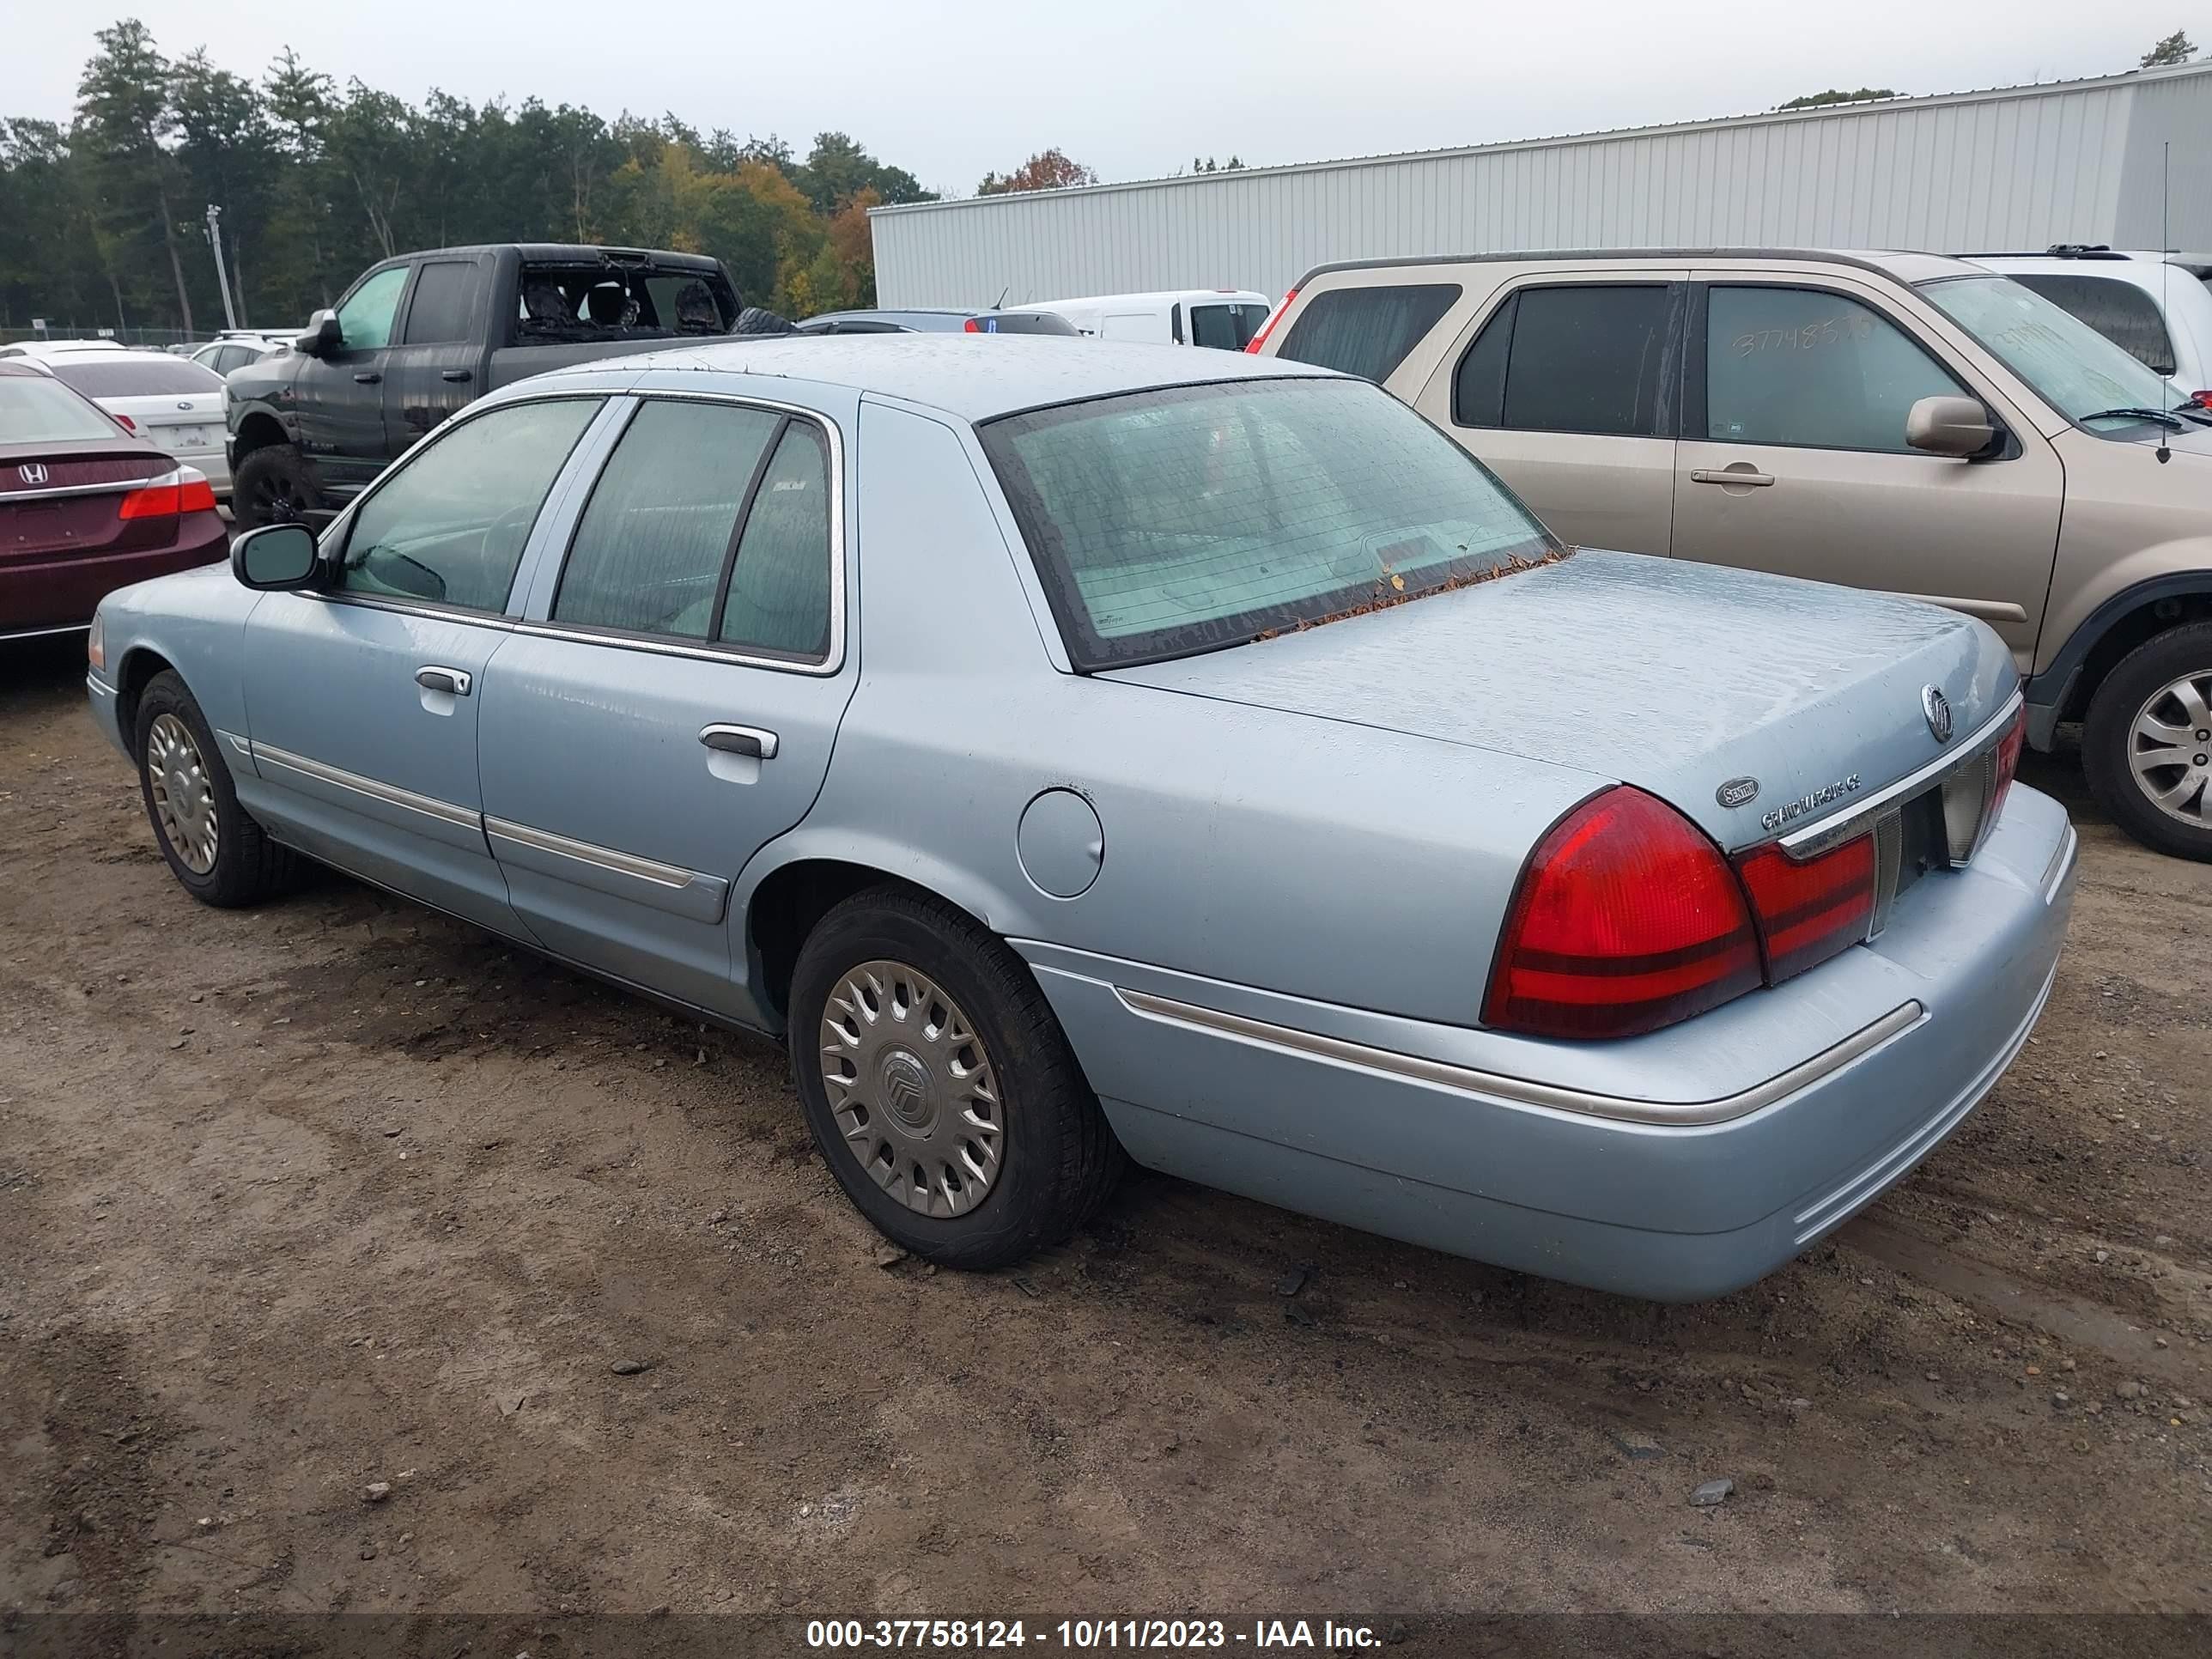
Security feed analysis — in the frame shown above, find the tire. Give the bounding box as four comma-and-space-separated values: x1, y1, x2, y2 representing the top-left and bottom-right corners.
134, 670, 299, 907
2081, 620, 2212, 861
231, 445, 320, 530
788, 886, 1122, 1269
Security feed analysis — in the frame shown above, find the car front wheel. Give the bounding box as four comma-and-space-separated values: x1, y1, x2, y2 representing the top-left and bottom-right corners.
787, 886, 1122, 1269
2082, 621, 2212, 861
134, 671, 298, 906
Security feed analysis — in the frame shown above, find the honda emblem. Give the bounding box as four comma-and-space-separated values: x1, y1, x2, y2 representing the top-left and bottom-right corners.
17, 462, 49, 485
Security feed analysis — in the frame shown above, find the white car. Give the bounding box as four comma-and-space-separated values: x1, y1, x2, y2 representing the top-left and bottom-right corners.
190, 334, 290, 377
38, 349, 233, 497
1969, 247, 2212, 409
1018, 289, 1274, 349
0, 338, 130, 362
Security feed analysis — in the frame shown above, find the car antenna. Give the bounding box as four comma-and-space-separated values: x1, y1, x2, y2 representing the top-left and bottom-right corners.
2159, 141, 2173, 464
994, 285, 1009, 310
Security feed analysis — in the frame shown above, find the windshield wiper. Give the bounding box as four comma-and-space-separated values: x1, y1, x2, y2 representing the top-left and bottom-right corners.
2081, 406, 2189, 431
2171, 401, 2212, 427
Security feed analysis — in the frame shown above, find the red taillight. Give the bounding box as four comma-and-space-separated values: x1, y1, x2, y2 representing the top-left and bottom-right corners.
1484, 787, 1764, 1040
1733, 835, 1876, 984
113, 413, 137, 432
963, 317, 981, 333
1243, 289, 1297, 354
1988, 703, 2027, 825
2191, 390, 2212, 410
118, 466, 218, 520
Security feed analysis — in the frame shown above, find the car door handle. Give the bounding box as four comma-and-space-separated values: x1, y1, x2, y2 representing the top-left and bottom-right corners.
699, 724, 778, 760
416, 665, 471, 696
1690, 468, 1775, 487
354, 371, 382, 384
441, 369, 471, 383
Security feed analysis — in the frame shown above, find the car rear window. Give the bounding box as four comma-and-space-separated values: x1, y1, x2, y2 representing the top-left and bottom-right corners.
46, 358, 224, 397
1274, 283, 1462, 382
0, 375, 125, 443
1188, 301, 1270, 350
966, 312, 1080, 336
2004, 273, 2177, 376
979, 376, 1558, 671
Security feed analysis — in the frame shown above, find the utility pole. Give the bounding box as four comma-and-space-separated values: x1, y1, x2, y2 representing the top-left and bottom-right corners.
205, 204, 239, 331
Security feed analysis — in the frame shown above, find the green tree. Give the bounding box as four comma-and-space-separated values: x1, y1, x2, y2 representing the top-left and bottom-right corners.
76, 19, 194, 331
2141, 31, 2197, 67
170, 49, 275, 325
1775, 88, 1898, 111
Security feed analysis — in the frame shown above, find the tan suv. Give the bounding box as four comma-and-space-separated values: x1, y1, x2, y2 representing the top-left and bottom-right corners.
1250, 249, 2212, 860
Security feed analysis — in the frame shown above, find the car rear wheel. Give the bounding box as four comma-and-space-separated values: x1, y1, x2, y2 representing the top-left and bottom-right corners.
787, 886, 1122, 1269
134, 671, 299, 906
2082, 622, 2212, 861
231, 445, 320, 531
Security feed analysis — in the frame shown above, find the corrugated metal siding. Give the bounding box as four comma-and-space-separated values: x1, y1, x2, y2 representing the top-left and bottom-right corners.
874, 65, 2212, 307
2116, 70, 2212, 250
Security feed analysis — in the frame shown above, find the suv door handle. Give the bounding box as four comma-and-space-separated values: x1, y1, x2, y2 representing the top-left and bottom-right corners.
354, 371, 382, 384
699, 724, 778, 760
441, 369, 471, 383
416, 665, 471, 696
1690, 467, 1775, 487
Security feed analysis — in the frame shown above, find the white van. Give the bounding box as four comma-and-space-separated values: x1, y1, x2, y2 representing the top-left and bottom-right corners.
1018, 289, 1273, 349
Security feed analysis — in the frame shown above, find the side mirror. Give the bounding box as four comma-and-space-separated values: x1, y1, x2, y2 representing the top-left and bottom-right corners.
295, 309, 340, 357
231, 522, 320, 591
1906, 395, 1998, 459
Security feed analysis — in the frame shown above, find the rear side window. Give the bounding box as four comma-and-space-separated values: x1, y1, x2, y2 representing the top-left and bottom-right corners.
1275, 283, 1462, 382
1189, 302, 1269, 350
718, 424, 835, 658
2005, 273, 2177, 376
554, 401, 784, 639
1455, 285, 1674, 436
337, 398, 601, 612
402, 260, 483, 345
966, 312, 1080, 336
46, 358, 225, 397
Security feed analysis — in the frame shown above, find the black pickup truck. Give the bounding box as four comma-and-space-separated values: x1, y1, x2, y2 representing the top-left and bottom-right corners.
227, 243, 740, 527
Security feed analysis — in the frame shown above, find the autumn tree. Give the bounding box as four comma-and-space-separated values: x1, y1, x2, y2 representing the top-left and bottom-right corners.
976, 149, 1096, 195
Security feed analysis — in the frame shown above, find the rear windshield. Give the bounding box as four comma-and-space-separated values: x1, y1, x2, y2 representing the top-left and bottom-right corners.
0, 375, 125, 443
967, 312, 1079, 336
47, 358, 224, 397
1188, 301, 1270, 350
979, 376, 1559, 671
516, 264, 738, 341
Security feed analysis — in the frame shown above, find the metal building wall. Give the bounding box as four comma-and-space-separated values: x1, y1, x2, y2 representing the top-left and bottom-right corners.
872, 64, 2212, 308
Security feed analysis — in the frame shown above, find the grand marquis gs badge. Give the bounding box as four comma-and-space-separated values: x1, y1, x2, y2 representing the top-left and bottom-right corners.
1760, 775, 1862, 833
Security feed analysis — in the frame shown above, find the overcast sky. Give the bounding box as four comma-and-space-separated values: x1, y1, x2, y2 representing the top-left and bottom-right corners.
8, 3, 2187, 194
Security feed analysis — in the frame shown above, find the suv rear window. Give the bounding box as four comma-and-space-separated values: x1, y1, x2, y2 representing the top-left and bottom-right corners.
517, 264, 737, 340
2004, 273, 2177, 376
979, 376, 1556, 671
1275, 284, 1462, 382
46, 358, 224, 398
1188, 301, 1270, 350
965, 312, 1079, 336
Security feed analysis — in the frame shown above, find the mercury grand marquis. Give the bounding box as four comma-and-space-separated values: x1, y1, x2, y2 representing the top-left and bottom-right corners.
84, 336, 2079, 1299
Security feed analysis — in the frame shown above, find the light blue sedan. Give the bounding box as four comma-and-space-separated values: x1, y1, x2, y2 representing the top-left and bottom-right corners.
85, 337, 2078, 1299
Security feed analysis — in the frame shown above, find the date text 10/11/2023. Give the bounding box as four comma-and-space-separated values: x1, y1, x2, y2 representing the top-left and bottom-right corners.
805, 1619, 1388, 1650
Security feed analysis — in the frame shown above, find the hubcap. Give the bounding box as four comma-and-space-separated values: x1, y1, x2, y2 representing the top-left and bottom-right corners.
146, 713, 219, 873
2127, 670, 2212, 829
818, 960, 1002, 1218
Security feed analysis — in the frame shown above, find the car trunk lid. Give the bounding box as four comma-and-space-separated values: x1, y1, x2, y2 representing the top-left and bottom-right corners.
0, 441, 173, 565
1102, 549, 2017, 852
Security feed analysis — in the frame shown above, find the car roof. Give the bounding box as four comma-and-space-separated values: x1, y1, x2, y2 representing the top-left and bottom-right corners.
535, 333, 1340, 422
50, 349, 212, 368
1297, 246, 1989, 287
1029, 289, 1271, 307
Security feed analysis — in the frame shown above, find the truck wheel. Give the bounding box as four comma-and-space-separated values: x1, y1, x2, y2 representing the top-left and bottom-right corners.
787, 886, 1123, 1269
2081, 621, 2212, 861
232, 446, 320, 530
135, 671, 300, 906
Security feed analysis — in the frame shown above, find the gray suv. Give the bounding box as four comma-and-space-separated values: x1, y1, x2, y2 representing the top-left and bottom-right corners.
1254, 248, 2212, 860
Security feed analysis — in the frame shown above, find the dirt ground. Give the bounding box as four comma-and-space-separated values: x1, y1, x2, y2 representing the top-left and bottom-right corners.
2, 631, 2208, 1635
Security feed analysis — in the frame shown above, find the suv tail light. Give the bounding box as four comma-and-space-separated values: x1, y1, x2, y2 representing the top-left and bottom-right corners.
118, 465, 218, 520
112, 413, 137, 432
1484, 788, 1763, 1040
1733, 835, 1876, 984
1243, 289, 1297, 355
2189, 390, 2212, 410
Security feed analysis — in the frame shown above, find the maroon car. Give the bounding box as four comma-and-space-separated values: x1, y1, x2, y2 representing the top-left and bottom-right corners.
0, 360, 226, 641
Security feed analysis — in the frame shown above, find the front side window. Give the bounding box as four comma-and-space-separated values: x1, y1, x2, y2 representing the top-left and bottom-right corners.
1188, 302, 1270, 350
553, 400, 783, 639
1455, 284, 1674, 437
336, 265, 409, 352
980, 376, 1558, 671
2002, 273, 2177, 377
1274, 283, 1462, 383
1705, 286, 1969, 453
1917, 274, 2174, 433
337, 397, 601, 611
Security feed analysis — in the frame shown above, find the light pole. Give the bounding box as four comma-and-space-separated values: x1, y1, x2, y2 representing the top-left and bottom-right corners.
205, 204, 239, 331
